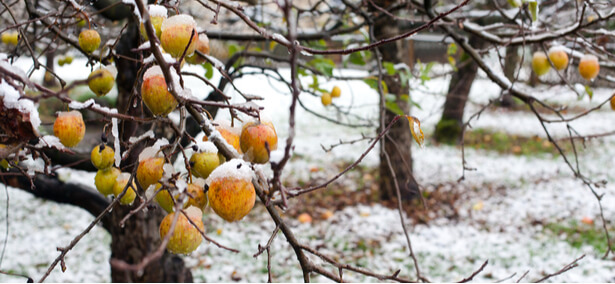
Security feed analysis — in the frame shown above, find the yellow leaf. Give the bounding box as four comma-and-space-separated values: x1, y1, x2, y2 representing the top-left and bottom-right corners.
405, 115, 425, 148
269, 41, 277, 51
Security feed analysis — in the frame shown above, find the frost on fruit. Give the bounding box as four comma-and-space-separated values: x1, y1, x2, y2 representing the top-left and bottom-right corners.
206, 159, 255, 222
203, 119, 242, 154
141, 65, 178, 116
140, 5, 168, 41
160, 14, 199, 57
159, 206, 204, 254
53, 110, 86, 148
578, 54, 600, 81
547, 45, 569, 71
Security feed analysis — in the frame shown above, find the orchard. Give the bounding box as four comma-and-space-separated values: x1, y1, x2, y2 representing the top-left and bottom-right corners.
1, 0, 615, 282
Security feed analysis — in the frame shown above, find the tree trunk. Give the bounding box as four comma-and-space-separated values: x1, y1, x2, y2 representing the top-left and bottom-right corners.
500, 45, 520, 107
43, 50, 58, 87
434, 36, 482, 144
109, 18, 193, 282
374, 4, 419, 201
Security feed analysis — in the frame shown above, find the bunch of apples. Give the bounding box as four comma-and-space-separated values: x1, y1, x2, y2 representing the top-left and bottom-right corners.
321, 86, 342, 106
532, 45, 600, 81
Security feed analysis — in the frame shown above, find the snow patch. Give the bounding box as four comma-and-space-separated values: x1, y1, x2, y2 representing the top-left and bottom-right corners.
148, 4, 167, 18
0, 79, 41, 134
161, 14, 196, 32
205, 159, 253, 185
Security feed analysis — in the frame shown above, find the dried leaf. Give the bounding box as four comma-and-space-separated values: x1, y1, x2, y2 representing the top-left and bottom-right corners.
405, 115, 425, 148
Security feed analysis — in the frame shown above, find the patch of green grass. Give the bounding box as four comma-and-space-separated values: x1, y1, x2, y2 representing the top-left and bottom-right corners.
463, 128, 575, 156
544, 221, 612, 254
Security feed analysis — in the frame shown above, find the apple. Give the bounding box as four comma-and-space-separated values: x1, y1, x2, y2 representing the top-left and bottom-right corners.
53, 111, 85, 148
321, 92, 332, 106
78, 29, 101, 54
113, 173, 137, 205
185, 35, 210, 65
297, 213, 312, 224
141, 65, 178, 116
578, 54, 600, 81
330, 86, 341, 98
160, 15, 199, 58
136, 156, 165, 191
140, 5, 167, 41
239, 120, 278, 164
154, 184, 176, 213
91, 144, 115, 169
95, 167, 120, 196
1, 31, 18, 46
185, 179, 208, 210
159, 206, 204, 254
206, 159, 255, 222
548, 46, 569, 70
189, 144, 220, 179
88, 66, 116, 97
202, 121, 242, 154
532, 51, 550, 76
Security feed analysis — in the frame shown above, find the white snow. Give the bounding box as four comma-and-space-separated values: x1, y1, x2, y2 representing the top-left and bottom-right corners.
1, 56, 615, 283
34, 135, 66, 151
194, 141, 218, 154
148, 4, 167, 18
0, 79, 41, 134
161, 14, 196, 32
581, 54, 598, 63
205, 159, 254, 185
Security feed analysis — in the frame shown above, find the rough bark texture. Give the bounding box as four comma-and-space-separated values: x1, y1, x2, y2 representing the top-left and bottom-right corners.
109, 18, 193, 283
374, 3, 419, 201
434, 36, 482, 144
109, 205, 193, 282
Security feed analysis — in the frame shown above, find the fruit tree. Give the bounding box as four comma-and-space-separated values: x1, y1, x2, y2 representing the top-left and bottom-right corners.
0, 0, 614, 282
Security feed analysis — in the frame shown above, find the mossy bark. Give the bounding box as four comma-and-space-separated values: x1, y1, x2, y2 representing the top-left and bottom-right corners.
434, 36, 482, 145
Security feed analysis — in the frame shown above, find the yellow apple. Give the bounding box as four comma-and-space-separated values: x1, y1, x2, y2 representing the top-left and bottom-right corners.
532, 51, 550, 76
91, 144, 115, 169
141, 66, 178, 116
160, 15, 198, 58
240, 120, 278, 164
78, 29, 101, 54
578, 54, 600, 81
159, 206, 204, 254
53, 111, 85, 148
95, 167, 120, 196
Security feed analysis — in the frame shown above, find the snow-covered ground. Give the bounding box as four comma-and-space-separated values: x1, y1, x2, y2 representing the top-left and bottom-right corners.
1, 59, 614, 282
